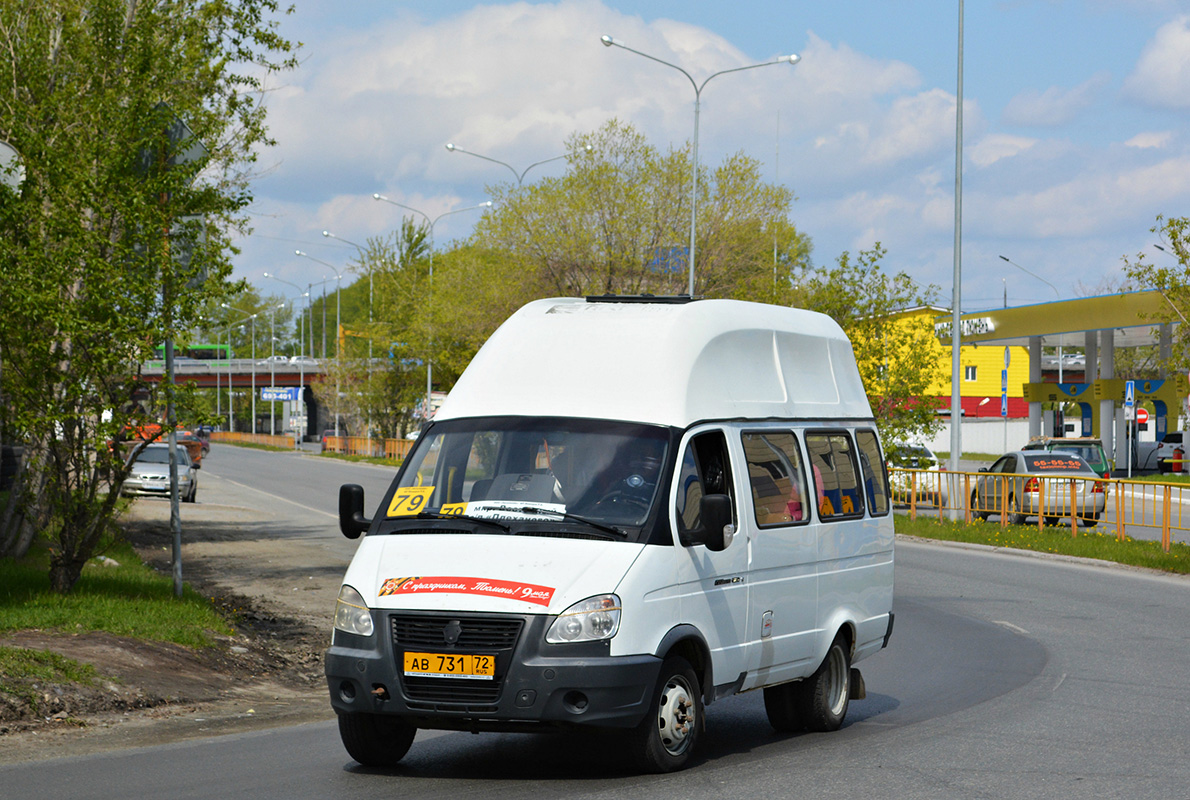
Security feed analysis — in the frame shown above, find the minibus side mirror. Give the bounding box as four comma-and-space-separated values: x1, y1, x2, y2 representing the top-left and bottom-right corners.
339, 483, 371, 539
687, 494, 735, 552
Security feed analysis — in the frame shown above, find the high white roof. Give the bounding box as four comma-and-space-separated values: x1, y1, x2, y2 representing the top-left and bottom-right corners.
435, 298, 872, 428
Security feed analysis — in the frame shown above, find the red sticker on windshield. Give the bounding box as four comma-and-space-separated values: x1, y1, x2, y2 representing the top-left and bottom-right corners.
379, 576, 555, 606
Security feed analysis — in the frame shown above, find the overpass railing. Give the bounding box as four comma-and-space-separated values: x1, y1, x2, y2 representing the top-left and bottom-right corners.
889, 467, 1188, 552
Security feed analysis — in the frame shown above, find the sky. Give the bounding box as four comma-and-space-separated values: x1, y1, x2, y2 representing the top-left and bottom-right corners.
236, 0, 1190, 313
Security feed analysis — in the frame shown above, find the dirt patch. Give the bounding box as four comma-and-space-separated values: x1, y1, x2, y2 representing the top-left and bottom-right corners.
0, 481, 347, 764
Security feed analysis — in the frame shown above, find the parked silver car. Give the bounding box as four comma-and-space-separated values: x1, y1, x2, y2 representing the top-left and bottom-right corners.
971, 451, 1104, 527
122, 443, 198, 503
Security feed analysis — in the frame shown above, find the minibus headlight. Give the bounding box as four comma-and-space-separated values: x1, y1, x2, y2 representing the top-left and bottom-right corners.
546, 595, 621, 644
333, 585, 374, 637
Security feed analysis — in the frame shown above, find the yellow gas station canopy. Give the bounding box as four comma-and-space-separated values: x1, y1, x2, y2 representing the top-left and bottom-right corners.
933, 290, 1176, 349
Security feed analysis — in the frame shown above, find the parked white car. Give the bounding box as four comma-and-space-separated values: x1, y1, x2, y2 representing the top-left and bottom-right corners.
122, 443, 198, 503
1155, 431, 1186, 473
887, 443, 948, 507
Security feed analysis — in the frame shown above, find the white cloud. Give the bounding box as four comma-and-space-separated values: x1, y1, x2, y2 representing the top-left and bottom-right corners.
977, 156, 1190, 238
1126, 131, 1173, 148
1001, 72, 1111, 127
1123, 15, 1190, 109
969, 134, 1038, 168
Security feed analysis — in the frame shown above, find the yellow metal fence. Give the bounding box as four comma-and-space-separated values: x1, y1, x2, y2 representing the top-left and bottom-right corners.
320, 435, 412, 461
210, 432, 412, 461
889, 467, 1187, 552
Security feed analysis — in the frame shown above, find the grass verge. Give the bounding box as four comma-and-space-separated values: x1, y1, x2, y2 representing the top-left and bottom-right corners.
0, 646, 100, 715
0, 541, 233, 648
895, 512, 1190, 574
316, 451, 403, 468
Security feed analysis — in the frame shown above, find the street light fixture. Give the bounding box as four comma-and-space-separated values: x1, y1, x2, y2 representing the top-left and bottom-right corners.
999, 254, 1064, 384
600, 34, 799, 296
264, 301, 286, 435
296, 250, 345, 436
372, 195, 493, 416
322, 230, 373, 365
444, 142, 593, 186
220, 304, 257, 432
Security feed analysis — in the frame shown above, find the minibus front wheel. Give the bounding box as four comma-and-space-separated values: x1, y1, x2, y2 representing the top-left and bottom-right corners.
337, 711, 416, 767
628, 655, 703, 773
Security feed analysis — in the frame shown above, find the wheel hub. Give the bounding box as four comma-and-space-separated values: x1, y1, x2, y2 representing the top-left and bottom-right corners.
657, 677, 695, 755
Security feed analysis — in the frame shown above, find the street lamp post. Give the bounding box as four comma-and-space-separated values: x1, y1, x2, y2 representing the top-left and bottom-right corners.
600, 34, 799, 296
266, 273, 313, 444
321, 231, 370, 363
322, 231, 373, 441
999, 254, 1063, 382
296, 250, 345, 436
220, 305, 257, 432
444, 143, 592, 186
371, 195, 492, 416
265, 301, 285, 435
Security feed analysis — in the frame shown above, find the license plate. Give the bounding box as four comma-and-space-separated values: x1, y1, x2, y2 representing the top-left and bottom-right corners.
403, 652, 495, 680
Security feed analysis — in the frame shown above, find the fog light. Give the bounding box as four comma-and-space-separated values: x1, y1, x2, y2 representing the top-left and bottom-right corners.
339, 681, 356, 703
563, 691, 589, 714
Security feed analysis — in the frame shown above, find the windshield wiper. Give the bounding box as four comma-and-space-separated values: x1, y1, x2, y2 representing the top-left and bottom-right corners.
514, 506, 627, 539
413, 512, 511, 533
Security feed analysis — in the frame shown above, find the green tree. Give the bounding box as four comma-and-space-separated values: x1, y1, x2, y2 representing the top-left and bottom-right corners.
0, 0, 296, 591
471, 119, 811, 300
796, 245, 944, 445
1124, 215, 1190, 374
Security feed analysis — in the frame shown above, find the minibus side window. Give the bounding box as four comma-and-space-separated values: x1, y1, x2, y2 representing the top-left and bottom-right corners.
805, 431, 865, 521
675, 430, 735, 535
741, 431, 811, 527
855, 430, 890, 517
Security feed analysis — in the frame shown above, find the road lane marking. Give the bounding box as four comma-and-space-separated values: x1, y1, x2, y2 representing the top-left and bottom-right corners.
212, 473, 338, 520
993, 620, 1029, 635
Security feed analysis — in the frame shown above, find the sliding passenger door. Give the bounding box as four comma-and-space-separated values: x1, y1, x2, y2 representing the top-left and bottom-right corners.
738, 429, 818, 688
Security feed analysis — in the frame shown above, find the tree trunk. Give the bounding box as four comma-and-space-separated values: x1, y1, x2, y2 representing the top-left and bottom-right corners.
48, 552, 87, 594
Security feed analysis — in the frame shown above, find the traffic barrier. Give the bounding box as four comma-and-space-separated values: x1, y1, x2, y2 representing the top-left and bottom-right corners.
321, 435, 412, 461
889, 467, 1189, 552
210, 431, 298, 448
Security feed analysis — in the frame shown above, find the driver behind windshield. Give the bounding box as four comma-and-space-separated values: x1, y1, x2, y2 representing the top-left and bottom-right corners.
549, 435, 664, 515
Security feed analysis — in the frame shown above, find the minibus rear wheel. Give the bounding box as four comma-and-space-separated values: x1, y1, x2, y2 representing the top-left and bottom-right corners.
795, 634, 851, 732
337, 711, 416, 767
628, 655, 703, 773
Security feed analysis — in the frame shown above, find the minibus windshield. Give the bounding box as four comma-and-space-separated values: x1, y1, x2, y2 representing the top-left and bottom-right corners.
385, 417, 669, 532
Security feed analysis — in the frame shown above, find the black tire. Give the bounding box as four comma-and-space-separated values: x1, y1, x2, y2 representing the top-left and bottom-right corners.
183, 486, 196, 503
337, 712, 416, 768
763, 681, 802, 732
628, 656, 703, 773
794, 634, 852, 733
1008, 494, 1028, 526
1081, 513, 1100, 528
1044, 516, 1059, 526
970, 490, 988, 521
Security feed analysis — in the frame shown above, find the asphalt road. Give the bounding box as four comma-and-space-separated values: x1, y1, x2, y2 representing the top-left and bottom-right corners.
4, 445, 1190, 799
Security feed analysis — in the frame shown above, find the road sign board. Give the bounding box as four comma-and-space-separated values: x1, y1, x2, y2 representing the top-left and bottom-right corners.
261, 386, 299, 402
1137, 407, 1150, 424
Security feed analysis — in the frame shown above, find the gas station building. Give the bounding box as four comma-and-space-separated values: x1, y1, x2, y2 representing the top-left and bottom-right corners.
935, 290, 1184, 462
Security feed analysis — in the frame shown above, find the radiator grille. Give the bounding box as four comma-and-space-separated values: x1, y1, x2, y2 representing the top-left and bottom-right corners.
390, 615, 522, 649
390, 614, 524, 707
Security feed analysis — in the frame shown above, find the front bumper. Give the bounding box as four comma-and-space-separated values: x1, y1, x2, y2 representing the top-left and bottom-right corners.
123, 477, 191, 497
325, 610, 661, 731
